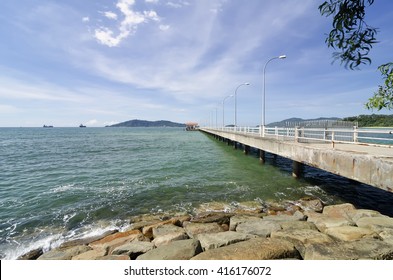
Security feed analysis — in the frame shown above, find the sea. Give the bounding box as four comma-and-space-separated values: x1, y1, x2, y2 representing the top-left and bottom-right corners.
1, 127, 393, 260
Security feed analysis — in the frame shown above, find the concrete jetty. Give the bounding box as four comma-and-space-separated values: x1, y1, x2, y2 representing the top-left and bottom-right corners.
199, 128, 393, 193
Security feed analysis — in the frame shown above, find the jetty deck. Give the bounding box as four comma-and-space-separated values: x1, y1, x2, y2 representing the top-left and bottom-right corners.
200, 127, 393, 193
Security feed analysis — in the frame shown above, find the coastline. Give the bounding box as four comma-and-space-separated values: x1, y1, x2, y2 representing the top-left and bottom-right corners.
17, 198, 393, 260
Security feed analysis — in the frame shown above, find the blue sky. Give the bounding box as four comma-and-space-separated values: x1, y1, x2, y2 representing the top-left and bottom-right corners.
1, 0, 392, 127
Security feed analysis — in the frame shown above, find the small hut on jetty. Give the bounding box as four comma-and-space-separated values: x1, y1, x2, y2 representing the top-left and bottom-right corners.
185, 122, 199, 131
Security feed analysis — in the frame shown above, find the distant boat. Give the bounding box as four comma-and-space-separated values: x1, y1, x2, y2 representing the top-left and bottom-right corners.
79, 124, 86, 128
43, 125, 53, 128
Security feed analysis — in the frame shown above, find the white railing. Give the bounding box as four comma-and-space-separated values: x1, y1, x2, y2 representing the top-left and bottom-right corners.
203, 126, 393, 146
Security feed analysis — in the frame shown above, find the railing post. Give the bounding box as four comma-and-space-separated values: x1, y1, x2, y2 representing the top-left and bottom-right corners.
262, 125, 265, 137
353, 126, 358, 142
295, 126, 299, 142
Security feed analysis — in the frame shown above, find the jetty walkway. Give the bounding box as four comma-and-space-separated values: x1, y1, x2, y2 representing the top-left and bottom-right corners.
199, 126, 393, 193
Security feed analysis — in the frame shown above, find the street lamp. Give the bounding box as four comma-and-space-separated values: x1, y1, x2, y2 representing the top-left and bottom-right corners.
262, 55, 286, 133
234, 82, 250, 127
222, 94, 233, 128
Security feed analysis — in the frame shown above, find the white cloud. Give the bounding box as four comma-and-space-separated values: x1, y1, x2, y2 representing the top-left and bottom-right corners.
159, 24, 170, 31
145, 0, 159, 3
166, 2, 182, 8
144, 10, 160, 21
94, 0, 161, 47
104, 11, 118, 20
82, 17, 90, 22
94, 27, 124, 47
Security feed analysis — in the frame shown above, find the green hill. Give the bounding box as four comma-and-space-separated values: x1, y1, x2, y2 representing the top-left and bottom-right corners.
107, 119, 185, 128
343, 114, 393, 127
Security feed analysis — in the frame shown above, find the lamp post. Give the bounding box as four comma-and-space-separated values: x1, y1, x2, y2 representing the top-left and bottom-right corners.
234, 82, 250, 127
262, 55, 286, 135
222, 94, 233, 128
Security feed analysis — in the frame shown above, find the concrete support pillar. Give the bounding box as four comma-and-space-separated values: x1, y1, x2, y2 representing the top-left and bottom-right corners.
292, 161, 303, 178
233, 141, 238, 150
244, 145, 250, 155
259, 150, 265, 164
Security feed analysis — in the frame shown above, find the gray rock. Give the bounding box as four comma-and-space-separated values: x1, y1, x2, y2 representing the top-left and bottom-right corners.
313, 217, 355, 232
279, 221, 318, 231
136, 239, 202, 260
72, 248, 107, 260
197, 231, 257, 250
184, 222, 224, 238
379, 229, 393, 245
347, 209, 386, 223
271, 229, 334, 258
229, 215, 262, 231
17, 248, 43, 260
325, 226, 378, 241
322, 203, 356, 219
191, 212, 233, 224
152, 224, 186, 238
271, 229, 333, 244
263, 211, 305, 222
356, 216, 393, 232
153, 231, 189, 247
236, 220, 281, 237
297, 197, 324, 212
191, 238, 300, 260
96, 255, 130, 260
112, 241, 155, 259
304, 239, 393, 260
37, 245, 91, 260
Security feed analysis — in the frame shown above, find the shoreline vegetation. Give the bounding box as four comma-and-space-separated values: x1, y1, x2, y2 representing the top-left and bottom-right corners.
18, 198, 393, 260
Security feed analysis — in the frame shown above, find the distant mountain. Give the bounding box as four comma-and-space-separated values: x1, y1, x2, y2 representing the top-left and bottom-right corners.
107, 119, 186, 128
267, 117, 341, 127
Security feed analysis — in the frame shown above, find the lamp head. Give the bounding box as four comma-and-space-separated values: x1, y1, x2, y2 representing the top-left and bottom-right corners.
244, 82, 250, 85
279, 55, 286, 59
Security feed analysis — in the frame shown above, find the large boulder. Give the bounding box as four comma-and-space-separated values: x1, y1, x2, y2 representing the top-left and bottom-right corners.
347, 209, 386, 223
262, 211, 305, 222
191, 212, 233, 224
297, 197, 324, 212
279, 221, 318, 231
304, 238, 393, 260
313, 217, 355, 232
96, 255, 130, 260
236, 220, 281, 237
89, 230, 146, 254
17, 248, 43, 260
322, 203, 356, 219
229, 215, 263, 231
271, 229, 333, 244
38, 245, 91, 260
324, 226, 378, 241
191, 238, 300, 260
356, 216, 393, 232
271, 229, 334, 258
196, 231, 256, 251
136, 239, 202, 260
379, 229, 393, 245
72, 248, 107, 260
111, 241, 155, 259
142, 218, 182, 239
184, 222, 224, 238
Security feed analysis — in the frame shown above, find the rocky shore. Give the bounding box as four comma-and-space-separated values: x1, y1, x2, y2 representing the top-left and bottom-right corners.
18, 199, 393, 260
